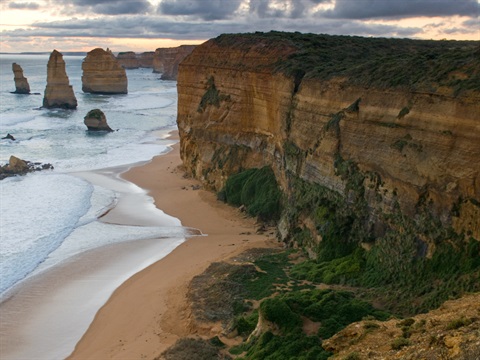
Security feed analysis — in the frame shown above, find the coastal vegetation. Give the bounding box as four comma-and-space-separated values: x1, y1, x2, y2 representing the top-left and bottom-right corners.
213, 31, 480, 96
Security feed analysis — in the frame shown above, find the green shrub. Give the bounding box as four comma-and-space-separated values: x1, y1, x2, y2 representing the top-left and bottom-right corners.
391, 337, 411, 350
224, 166, 282, 221
259, 298, 302, 332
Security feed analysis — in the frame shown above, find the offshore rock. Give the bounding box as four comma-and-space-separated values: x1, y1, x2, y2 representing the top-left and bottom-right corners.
0, 155, 54, 180
82, 48, 128, 94
152, 45, 196, 80
12, 63, 30, 94
2, 134, 16, 141
84, 109, 113, 132
43, 50, 77, 109
116, 51, 154, 69
116, 51, 139, 69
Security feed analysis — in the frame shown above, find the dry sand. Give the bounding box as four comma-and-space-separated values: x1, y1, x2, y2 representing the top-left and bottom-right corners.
68, 133, 279, 359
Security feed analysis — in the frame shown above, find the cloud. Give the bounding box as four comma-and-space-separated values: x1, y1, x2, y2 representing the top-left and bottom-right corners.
323, 0, 480, 19
158, 0, 243, 20
57, 0, 152, 15
8, 1, 40, 10
249, 0, 327, 19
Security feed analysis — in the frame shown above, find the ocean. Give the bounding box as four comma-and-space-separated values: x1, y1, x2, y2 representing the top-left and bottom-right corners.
0, 54, 191, 358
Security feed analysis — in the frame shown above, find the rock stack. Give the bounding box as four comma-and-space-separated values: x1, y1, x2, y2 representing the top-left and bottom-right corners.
82, 48, 128, 94
84, 109, 113, 132
43, 50, 77, 109
116, 51, 139, 69
12, 63, 30, 94
152, 45, 196, 80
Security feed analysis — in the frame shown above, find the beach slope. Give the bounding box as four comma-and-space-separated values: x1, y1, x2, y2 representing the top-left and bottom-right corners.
68, 135, 278, 359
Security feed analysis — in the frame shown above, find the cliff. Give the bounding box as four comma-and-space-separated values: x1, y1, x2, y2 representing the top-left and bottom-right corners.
12, 63, 30, 94
116, 51, 154, 69
82, 48, 128, 94
153, 45, 196, 80
43, 50, 77, 109
177, 32, 480, 269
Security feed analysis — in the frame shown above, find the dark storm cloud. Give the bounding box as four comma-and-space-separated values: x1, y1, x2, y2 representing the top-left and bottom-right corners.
158, 0, 243, 20
323, 0, 480, 19
8, 1, 40, 9
59, 0, 152, 15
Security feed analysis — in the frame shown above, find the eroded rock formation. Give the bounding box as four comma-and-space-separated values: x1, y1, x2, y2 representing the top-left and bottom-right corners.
84, 109, 113, 132
177, 33, 480, 251
12, 63, 30, 94
0, 155, 53, 180
43, 50, 77, 109
153, 45, 196, 80
116, 51, 154, 69
82, 48, 128, 94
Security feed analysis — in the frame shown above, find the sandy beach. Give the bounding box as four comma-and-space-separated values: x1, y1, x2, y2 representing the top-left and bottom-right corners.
68, 133, 278, 359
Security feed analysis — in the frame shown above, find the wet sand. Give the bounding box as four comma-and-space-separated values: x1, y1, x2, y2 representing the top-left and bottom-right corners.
67, 133, 278, 359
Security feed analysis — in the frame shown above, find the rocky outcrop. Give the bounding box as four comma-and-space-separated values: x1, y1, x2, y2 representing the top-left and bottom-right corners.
82, 48, 128, 94
116, 51, 154, 69
177, 33, 480, 251
12, 63, 30, 94
153, 45, 196, 80
323, 293, 480, 359
116, 51, 139, 69
43, 50, 77, 109
84, 109, 113, 132
0, 155, 53, 180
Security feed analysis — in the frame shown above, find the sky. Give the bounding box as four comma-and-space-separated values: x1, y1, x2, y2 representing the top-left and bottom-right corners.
0, 0, 479, 53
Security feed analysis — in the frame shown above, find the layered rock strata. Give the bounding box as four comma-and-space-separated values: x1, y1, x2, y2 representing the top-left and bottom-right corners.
82, 48, 128, 94
116, 51, 139, 69
116, 51, 154, 69
12, 63, 30, 94
43, 50, 77, 109
84, 109, 113, 132
153, 45, 196, 80
177, 33, 480, 250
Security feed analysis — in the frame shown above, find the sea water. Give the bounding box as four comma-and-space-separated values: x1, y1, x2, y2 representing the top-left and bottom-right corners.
0, 54, 185, 296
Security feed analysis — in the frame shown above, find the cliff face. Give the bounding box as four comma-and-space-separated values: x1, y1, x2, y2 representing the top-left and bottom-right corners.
82, 48, 128, 94
153, 45, 196, 80
43, 50, 77, 109
12, 63, 30, 94
177, 33, 480, 250
116, 51, 154, 69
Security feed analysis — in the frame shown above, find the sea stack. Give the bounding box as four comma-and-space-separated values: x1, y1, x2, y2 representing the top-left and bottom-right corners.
152, 45, 196, 80
116, 51, 139, 69
43, 50, 77, 109
12, 63, 30, 94
82, 48, 128, 94
84, 109, 113, 132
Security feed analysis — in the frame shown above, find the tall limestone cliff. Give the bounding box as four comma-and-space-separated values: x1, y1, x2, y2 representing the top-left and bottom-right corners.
12, 63, 30, 94
153, 45, 196, 80
177, 33, 480, 259
43, 50, 77, 109
82, 48, 128, 94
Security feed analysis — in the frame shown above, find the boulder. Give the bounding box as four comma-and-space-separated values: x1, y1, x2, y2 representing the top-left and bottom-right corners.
43, 50, 77, 109
12, 63, 30, 94
84, 109, 113, 132
82, 48, 128, 94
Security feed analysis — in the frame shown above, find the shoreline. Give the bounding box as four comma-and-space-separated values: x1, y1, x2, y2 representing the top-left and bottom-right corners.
68, 132, 279, 359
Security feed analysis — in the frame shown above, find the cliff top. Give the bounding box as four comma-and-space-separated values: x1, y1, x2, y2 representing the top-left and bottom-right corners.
206, 31, 480, 97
